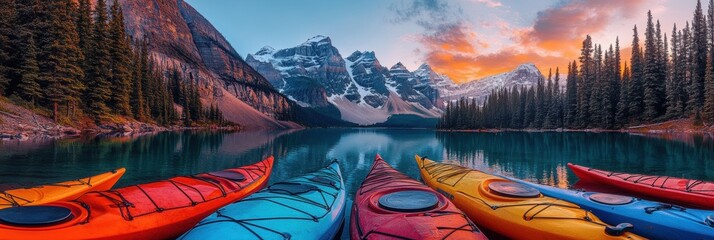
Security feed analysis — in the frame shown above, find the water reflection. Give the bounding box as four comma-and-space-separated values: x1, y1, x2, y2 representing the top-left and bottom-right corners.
1, 129, 713, 239
2, 130, 713, 191
437, 131, 714, 187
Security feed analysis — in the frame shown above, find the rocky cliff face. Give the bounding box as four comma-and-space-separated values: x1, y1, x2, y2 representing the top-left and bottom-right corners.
113, 0, 300, 128
387, 62, 438, 109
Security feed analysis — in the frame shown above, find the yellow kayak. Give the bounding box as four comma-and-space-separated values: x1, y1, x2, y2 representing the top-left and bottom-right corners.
415, 156, 644, 240
0, 168, 126, 209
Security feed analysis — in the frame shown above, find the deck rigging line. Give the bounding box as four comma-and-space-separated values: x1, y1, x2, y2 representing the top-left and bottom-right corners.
587, 167, 714, 195
72, 161, 270, 222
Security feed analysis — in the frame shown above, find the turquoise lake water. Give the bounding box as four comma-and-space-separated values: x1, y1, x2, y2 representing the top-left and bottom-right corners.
0, 129, 712, 238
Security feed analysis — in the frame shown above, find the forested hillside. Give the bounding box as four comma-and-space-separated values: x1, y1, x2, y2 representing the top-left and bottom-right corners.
440, 1, 714, 131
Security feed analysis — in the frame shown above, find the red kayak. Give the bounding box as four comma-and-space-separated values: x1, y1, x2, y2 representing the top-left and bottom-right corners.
0, 157, 274, 240
569, 163, 714, 209
350, 154, 488, 240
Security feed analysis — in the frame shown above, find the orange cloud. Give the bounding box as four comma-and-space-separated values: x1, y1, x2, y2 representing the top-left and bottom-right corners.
520, 0, 645, 55
420, 22, 571, 82
420, 0, 647, 83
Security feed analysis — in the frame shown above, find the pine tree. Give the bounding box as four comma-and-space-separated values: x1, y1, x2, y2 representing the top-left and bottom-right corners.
131, 41, 147, 121
76, 0, 92, 71
523, 87, 536, 128
629, 25, 645, 123
690, 0, 707, 114
577, 36, 594, 128
565, 61, 578, 128
510, 86, 524, 128
533, 77, 546, 128
601, 45, 615, 129
612, 38, 622, 115
108, 1, 132, 115
545, 67, 562, 129
616, 63, 631, 126
589, 44, 603, 127
682, 22, 693, 112
16, 33, 41, 104
704, 0, 714, 124
667, 24, 685, 119
704, 57, 714, 124
84, 0, 112, 117
8, 0, 38, 98
0, 0, 14, 93
37, 0, 86, 121
644, 12, 665, 121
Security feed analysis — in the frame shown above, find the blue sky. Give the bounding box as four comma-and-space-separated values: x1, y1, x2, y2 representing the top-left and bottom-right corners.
185, 0, 698, 83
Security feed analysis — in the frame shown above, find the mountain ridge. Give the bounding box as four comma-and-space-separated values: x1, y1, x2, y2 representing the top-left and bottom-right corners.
246, 36, 445, 126
246, 35, 545, 125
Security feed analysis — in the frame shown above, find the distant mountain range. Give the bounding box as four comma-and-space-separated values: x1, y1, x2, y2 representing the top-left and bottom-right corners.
108, 0, 545, 128
247, 36, 545, 126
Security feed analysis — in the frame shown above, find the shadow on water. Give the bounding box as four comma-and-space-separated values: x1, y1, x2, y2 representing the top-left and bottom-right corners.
0, 129, 712, 239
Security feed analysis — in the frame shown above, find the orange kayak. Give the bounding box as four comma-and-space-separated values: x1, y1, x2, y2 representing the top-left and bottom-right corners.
0, 157, 274, 240
0, 168, 126, 209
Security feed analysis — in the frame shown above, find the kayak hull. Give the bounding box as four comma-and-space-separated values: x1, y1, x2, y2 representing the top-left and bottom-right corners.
569, 163, 714, 209
351, 154, 487, 240
0, 157, 274, 240
180, 161, 347, 240
416, 155, 644, 240
0, 168, 126, 209
504, 175, 714, 240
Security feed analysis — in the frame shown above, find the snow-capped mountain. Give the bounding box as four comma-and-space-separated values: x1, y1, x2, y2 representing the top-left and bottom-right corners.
436, 63, 545, 103
246, 35, 544, 125
246, 36, 441, 126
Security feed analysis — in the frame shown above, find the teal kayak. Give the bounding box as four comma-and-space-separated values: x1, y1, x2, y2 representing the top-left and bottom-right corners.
179, 161, 346, 240
503, 175, 714, 240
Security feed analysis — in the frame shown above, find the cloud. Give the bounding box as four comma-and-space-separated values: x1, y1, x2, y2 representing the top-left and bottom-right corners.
520, 0, 646, 56
472, 0, 502, 8
391, 0, 454, 24
393, 0, 648, 83
419, 24, 564, 81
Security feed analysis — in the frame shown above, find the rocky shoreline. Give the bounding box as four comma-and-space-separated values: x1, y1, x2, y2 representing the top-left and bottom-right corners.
0, 100, 239, 141
435, 119, 714, 135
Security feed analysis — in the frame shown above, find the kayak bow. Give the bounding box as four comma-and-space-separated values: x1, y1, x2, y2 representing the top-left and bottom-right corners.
569, 163, 714, 209
0, 157, 274, 240
180, 160, 346, 240
351, 154, 488, 240
0, 168, 126, 209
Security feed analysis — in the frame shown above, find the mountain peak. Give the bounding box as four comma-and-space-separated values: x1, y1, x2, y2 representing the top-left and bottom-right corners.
417, 63, 433, 72
516, 63, 539, 73
303, 35, 331, 45
346, 50, 377, 62
347, 50, 363, 60
390, 62, 408, 71
256, 46, 275, 55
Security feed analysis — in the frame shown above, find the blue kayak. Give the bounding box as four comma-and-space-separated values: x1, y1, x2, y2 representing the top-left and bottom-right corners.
502, 175, 714, 240
179, 161, 347, 240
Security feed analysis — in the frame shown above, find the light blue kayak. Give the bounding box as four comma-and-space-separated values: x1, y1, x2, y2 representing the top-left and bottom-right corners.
503, 175, 714, 240
180, 161, 347, 240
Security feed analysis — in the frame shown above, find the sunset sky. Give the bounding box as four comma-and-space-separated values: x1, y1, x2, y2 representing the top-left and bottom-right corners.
186, 0, 700, 83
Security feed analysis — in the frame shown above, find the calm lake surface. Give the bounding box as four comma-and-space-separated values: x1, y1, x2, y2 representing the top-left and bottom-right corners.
1, 129, 713, 238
